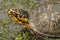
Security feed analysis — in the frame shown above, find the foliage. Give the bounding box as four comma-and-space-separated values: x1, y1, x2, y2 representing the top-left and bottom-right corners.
15, 30, 34, 40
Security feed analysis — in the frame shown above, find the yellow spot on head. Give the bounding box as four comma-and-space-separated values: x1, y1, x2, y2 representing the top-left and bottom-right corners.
23, 18, 28, 22
11, 17, 18, 22
18, 21, 22, 24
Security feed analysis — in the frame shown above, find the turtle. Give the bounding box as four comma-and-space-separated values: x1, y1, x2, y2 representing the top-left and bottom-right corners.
7, 7, 60, 37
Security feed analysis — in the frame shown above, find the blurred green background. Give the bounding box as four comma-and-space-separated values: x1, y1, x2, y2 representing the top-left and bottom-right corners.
0, 0, 60, 40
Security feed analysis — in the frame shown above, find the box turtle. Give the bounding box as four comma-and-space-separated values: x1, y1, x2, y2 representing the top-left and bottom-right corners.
7, 6, 60, 37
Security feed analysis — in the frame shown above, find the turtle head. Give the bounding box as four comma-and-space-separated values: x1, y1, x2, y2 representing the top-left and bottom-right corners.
7, 8, 30, 28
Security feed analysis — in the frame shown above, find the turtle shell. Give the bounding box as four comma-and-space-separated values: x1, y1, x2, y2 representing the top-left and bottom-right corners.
29, 3, 60, 37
